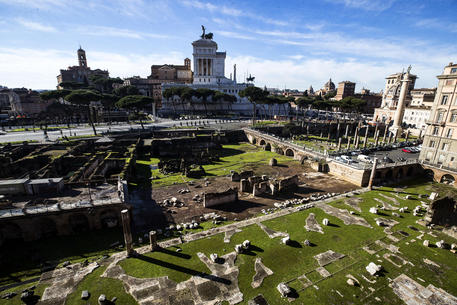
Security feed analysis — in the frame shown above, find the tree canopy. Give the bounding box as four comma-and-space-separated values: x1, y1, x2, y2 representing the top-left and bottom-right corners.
113, 85, 140, 98
115, 95, 154, 109
239, 86, 269, 104
40, 89, 71, 101
64, 90, 101, 105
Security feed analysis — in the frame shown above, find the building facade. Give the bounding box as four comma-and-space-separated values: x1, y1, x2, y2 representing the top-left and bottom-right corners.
374, 71, 417, 124
8, 88, 52, 118
420, 62, 457, 170
335, 81, 356, 101
57, 47, 109, 89
161, 29, 252, 115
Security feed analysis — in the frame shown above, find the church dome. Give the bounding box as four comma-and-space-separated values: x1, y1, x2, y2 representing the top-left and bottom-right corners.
323, 78, 335, 91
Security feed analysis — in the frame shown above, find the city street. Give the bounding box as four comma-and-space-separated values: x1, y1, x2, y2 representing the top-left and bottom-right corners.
0, 119, 248, 143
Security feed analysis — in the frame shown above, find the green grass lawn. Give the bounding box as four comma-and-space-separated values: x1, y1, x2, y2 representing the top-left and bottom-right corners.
133, 143, 297, 188
65, 266, 136, 305
117, 179, 457, 304
3, 179, 456, 304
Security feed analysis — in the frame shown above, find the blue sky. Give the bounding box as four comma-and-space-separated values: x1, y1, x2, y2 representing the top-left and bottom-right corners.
0, 0, 456, 91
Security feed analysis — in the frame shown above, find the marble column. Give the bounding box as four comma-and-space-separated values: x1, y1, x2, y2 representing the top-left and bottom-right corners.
363, 126, 369, 148
390, 70, 412, 135
338, 138, 342, 151
347, 136, 351, 150
121, 209, 135, 257
368, 158, 378, 190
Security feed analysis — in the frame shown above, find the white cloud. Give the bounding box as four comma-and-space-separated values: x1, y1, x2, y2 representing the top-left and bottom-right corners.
181, 0, 287, 26
75, 25, 172, 40
217, 31, 256, 40
226, 55, 440, 93
0, 48, 187, 89
0, 0, 68, 10
325, 0, 396, 12
16, 18, 57, 32
415, 18, 457, 33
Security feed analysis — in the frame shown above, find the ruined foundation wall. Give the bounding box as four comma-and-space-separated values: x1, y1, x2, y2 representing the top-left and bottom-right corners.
204, 188, 238, 208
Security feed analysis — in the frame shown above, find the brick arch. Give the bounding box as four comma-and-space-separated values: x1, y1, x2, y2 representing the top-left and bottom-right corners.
440, 174, 456, 185
264, 143, 271, 151
259, 139, 266, 146
285, 148, 295, 157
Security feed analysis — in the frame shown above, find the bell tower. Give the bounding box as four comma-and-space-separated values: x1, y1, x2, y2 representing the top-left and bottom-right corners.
77, 46, 87, 68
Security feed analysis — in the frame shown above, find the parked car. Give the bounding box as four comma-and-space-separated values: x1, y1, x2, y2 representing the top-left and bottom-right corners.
383, 156, 394, 163
402, 148, 412, 153
341, 155, 353, 163
357, 154, 372, 163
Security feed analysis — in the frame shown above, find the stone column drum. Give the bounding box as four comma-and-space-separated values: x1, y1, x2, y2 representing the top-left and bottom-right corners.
121, 209, 135, 257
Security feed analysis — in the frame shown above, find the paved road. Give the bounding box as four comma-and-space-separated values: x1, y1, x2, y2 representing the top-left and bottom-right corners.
0, 119, 248, 143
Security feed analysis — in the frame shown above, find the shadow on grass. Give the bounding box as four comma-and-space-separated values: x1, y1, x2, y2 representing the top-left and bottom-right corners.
217, 147, 245, 158
287, 240, 302, 248
210, 199, 266, 213
327, 223, 340, 228
243, 245, 264, 256
136, 255, 231, 285
155, 247, 191, 259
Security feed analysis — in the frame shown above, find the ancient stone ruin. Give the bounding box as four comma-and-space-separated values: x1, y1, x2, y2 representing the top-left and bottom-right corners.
203, 187, 238, 208
424, 196, 457, 227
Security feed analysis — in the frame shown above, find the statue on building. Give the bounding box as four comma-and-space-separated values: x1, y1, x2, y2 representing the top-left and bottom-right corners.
200, 25, 213, 39
247, 74, 255, 83
201, 25, 206, 39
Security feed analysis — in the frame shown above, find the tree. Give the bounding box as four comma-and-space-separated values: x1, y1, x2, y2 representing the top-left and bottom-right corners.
116, 95, 154, 129
89, 76, 123, 93
40, 89, 71, 101
64, 90, 102, 135
101, 94, 119, 124
180, 87, 197, 115
113, 85, 140, 98
58, 81, 86, 90
195, 88, 215, 116
213, 91, 236, 112
163, 87, 187, 116
239, 86, 269, 123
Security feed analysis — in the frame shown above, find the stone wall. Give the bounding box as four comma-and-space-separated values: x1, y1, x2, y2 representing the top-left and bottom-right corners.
424, 196, 457, 227
328, 161, 370, 186
278, 175, 299, 191
203, 187, 238, 208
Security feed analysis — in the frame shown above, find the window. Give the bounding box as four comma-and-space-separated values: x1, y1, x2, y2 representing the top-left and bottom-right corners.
451, 112, 457, 122
438, 154, 446, 164
445, 79, 455, 86
451, 68, 457, 74
442, 143, 449, 151
425, 151, 433, 161
446, 128, 453, 138
441, 95, 448, 105
429, 140, 436, 148
432, 127, 439, 135
436, 111, 445, 122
